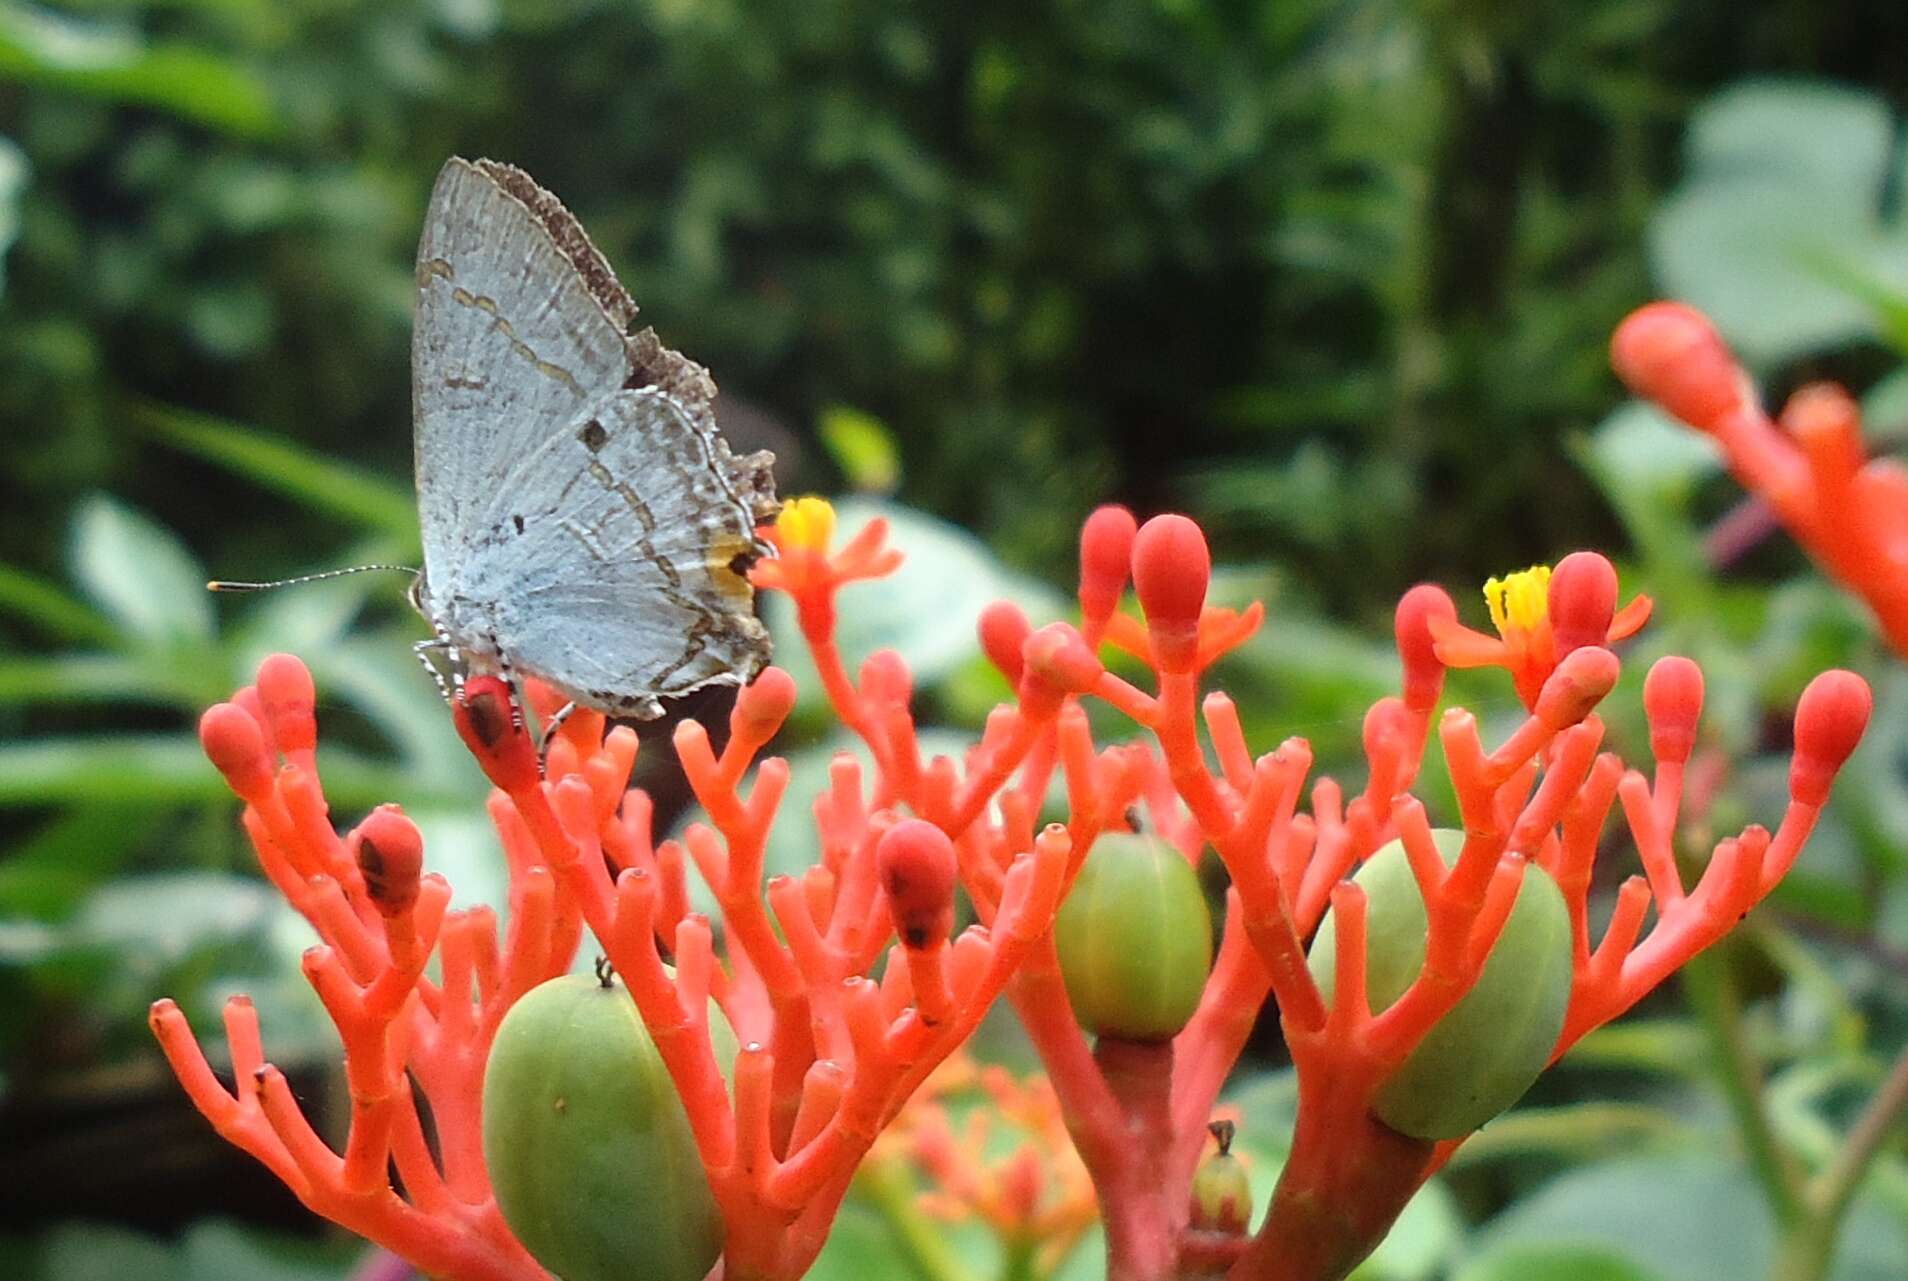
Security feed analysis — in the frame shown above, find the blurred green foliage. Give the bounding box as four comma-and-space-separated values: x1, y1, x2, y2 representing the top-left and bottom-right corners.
4, 1, 1908, 1279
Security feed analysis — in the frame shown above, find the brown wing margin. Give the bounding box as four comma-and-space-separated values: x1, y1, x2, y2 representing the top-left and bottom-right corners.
467, 159, 723, 431
471, 158, 638, 332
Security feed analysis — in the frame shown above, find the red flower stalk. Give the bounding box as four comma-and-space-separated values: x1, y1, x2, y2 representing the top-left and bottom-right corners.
1614, 300, 1908, 657
157, 484, 1868, 1281
751, 501, 1867, 1281
156, 641, 1069, 1281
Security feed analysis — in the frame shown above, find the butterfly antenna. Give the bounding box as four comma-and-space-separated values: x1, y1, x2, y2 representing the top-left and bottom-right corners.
207, 565, 419, 592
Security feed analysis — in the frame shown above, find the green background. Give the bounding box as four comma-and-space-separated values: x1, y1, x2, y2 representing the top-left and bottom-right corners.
2, 2, 1907, 1279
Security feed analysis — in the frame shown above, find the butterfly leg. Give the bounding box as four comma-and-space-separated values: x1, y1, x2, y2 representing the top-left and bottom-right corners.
536, 701, 579, 771
412, 636, 459, 702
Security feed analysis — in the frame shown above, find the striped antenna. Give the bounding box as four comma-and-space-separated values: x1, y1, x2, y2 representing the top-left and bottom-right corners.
207, 565, 418, 592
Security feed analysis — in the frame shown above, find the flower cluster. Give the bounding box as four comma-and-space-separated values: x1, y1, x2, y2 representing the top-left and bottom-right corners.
153, 471, 1871, 1281
1613, 301, 1908, 657
872, 1055, 1098, 1274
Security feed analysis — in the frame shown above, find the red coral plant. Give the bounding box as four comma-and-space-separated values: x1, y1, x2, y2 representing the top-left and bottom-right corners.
152, 482, 1869, 1281
1612, 301, 1908, 658
755, 499, 1870, 1281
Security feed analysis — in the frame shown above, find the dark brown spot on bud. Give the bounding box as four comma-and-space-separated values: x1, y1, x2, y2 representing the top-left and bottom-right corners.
464, 688, 514, 748
578, 419, 609, 452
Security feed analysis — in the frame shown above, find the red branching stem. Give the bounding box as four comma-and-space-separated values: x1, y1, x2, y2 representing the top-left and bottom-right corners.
159, 489, 1871, 1281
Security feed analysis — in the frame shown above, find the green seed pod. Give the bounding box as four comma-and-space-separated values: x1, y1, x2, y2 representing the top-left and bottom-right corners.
483, 973, 737, 1281
1055, 831, 1213, 1041
1189, 1120, 1252, 1234
1308, 829, 1572, 1140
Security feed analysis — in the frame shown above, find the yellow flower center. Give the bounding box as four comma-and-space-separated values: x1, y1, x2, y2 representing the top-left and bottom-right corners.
775, 496, 837, 553
1483, 565, 1552, 637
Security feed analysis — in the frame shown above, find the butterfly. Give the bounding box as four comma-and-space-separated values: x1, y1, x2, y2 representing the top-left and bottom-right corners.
407, 157, 777, 720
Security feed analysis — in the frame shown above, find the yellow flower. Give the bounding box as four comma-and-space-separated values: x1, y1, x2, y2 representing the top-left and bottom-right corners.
775, 496, 837, 554
1483, 565, 1551, 639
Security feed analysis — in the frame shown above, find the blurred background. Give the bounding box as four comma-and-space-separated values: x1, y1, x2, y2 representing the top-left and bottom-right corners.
2, 2, 1907, 1279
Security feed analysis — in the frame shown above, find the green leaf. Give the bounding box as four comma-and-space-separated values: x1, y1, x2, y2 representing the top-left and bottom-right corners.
0, 564, 117, 645
0, 805, 159, 917
0, 7, 277, 137
1445, 1102, 1695, 1168
1574, 405, 1720, 589
70, 871, 280, 965
1355, 1178, 1462, 1281
0, 734, 424, 809
1462, 1153, 1908, 1281
68, 495, 213, 645
0, 134, 25, 297
819, 404, 902, 492
803, 1203, 922, 1281
133, 401, 419, 541
1454, 1244, 1660, 1281
28, 1221, 357, 1281
1649, 82, 1908, 363
0, 654, 209, 708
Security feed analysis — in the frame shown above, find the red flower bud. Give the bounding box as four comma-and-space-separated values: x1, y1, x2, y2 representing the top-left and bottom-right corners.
1022, 622, 1105, 695
199, 702, 274, 801
1131, 514, 1210, 673
1790, 670, 1871, 806
255, 654, 317, 758
453, 676, 540, 792
1393, 584, 1455, 713
1643, 656, 1704, 766
1079, 504, 1138, 623
1547, 552, 1618, 656
978, 601, 1033, 684
733, 666, 798, 739
353, 804, 424, 917
858, 649, 913, 707
877, 820, 958, 949
1610, 302, 1747, 432
1784, 383, 1864, 482
1534, 646, 1620, 729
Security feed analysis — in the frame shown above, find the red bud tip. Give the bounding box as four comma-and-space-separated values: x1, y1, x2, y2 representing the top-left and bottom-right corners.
1547, 552, 1618, 655
734, 666, 799, 736
452, 675, 540, 792
857, 649, 913, 706
353, 804, 424, 917
1783, 382, 1865, 481
876, 819, 958, 949
255, 655, 317, 756
1132, 514, 1211, 672
1610, 302, 1746, 431
979, 600, 1033, 684
1790, 670, 1871, 806
1022, 622, 1105, 695
1079, 504, 1138, 622
1534, 646, 1620, 729
1643, 656, 1705, 765
1394, 584, 1455, 712
199, 702, 274, 799
1363, 695, 1412, 759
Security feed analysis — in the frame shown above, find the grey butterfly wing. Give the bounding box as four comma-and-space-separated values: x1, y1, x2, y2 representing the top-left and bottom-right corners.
412, 159, 636, 599
410, 157, 776, 714
460, 388, 772, 715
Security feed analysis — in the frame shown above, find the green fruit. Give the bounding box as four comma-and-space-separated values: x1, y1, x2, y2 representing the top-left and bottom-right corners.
1309, 829, 1572, 1140
483, 974, 736, 1281
1055, 832, 1213, 1041
1190, 1122, 1252, 1234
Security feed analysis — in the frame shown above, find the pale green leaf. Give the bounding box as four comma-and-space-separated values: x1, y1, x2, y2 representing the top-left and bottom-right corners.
68, 495, 213, 644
